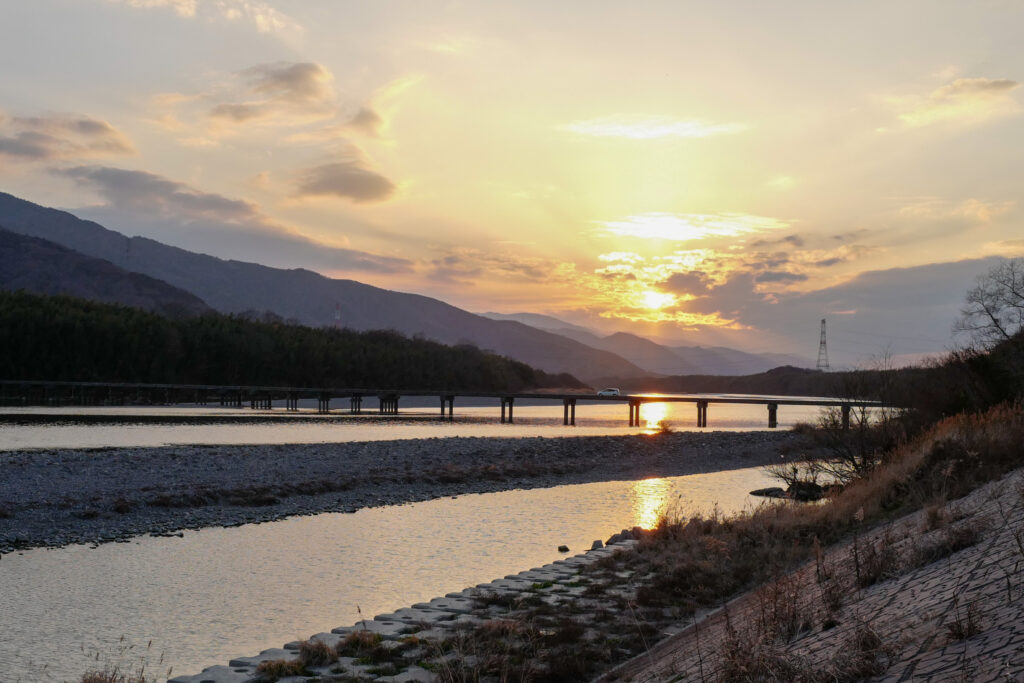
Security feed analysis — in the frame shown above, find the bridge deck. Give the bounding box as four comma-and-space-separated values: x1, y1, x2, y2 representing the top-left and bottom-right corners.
0, 380, 887, 429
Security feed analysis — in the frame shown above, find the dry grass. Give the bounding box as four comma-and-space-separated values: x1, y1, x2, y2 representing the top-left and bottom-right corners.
254, 658, 307, 682
297, 637, 337, 666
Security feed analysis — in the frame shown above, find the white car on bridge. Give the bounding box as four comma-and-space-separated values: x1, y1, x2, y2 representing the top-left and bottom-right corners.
596, 388, 621, 396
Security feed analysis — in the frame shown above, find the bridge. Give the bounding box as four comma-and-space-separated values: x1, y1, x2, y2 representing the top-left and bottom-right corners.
0, 380, 884, 429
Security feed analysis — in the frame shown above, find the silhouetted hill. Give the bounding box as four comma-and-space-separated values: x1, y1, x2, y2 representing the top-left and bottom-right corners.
0, 192, 647, 382
481, 311, 811, 375
599, 366, 836, 397
0, 227, 209, 317
0, 290, 583, 390
670, 345, 811, 376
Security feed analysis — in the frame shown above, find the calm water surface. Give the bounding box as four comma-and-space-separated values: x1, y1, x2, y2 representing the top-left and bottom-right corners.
0, 397, 828, 450
0, 467, 781, 682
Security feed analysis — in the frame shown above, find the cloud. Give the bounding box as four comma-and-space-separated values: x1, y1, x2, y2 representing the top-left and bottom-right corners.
895, 77, 1020, 127
295, 160, 396, 202
751, 233, 804, 248
598, 212, 788, 242
814, 257, 843, 267
108, 0, 302, 37
756, 270, 808, 283
208, 62, 336, 125
563, 114, 747, 139
426, 248, 563, 285
53, 165, 411, 273
244, 62, 332, 103
899, 197, 1016, 223
347, 107, 383, 136
661, 270, 712, 295
0, 114, 134, 161
208, 102, 267, 122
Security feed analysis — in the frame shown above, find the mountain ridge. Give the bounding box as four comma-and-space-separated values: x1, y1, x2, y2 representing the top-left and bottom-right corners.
0, 192, 647, 382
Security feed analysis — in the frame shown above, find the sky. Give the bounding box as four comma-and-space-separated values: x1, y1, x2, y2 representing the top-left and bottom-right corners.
1, 0, 1022, 367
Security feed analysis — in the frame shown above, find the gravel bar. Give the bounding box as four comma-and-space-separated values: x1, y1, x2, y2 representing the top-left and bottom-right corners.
0, 430, 812, 555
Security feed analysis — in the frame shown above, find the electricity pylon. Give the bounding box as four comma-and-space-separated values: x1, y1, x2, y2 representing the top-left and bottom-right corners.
816, 318, 830, 371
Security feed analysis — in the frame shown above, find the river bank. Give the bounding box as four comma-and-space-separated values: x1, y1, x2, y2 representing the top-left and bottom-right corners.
0, 430, 813, 555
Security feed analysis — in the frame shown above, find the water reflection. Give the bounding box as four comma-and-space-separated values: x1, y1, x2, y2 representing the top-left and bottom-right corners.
641, 402, 670, 433
0, 468, 779, 682
630, 477, 673, 529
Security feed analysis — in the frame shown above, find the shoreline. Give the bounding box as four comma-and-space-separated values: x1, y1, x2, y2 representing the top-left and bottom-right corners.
0, 430, 813, 555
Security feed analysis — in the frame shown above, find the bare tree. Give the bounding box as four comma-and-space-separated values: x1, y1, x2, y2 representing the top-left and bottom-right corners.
956, 258, 1024, 348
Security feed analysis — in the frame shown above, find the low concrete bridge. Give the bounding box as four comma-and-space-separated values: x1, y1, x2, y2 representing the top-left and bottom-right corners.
0, 380, 883, 429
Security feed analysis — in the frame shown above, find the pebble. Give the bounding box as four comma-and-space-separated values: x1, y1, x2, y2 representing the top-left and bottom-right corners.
0, 430, 812, 555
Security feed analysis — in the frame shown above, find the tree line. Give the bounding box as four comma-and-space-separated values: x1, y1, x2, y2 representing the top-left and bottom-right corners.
0, 291, 584, 391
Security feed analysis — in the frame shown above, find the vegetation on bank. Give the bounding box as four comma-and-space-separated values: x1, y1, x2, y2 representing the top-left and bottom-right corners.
0, 290, 584, 391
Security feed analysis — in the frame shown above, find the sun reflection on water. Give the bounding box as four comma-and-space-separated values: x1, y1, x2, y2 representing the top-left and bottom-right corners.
631, 477, 673, 529
641, 402, 669, 434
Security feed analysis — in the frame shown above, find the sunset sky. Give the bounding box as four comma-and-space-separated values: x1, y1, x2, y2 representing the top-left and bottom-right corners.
2, 1, 1022, 366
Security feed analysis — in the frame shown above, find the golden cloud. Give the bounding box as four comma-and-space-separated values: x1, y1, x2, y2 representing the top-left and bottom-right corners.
894, 77, 1020, 128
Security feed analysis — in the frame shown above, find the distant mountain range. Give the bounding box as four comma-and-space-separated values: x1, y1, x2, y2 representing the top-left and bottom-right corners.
0, 191, 811, 381
0, 192, 645, 382
479, 312, 811, 376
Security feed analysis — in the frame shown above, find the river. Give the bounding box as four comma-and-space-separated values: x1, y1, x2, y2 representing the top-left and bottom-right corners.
0, 398, 816, 681
0, 467, 779, 683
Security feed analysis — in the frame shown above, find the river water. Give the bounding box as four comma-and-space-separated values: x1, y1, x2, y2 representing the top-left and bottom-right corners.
0, 467, 779, 683
0, 398, 816, 681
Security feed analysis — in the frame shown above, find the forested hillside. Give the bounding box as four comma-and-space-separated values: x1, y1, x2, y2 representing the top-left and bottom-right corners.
0, 291, 584, 391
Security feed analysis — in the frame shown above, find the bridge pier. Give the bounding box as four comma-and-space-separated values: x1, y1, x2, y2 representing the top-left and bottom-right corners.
562, 399, 576, 426
842, 404, 851, 430
697, 400, 708, 428
767, 402, 778, 429
350, 396, 362, 414
628, 400, 642, 427
500, 397, 515, 424
378, 395, 399, 415
317, 394, 331, 414
286, 394, 298, 411
440, 395, 454, 420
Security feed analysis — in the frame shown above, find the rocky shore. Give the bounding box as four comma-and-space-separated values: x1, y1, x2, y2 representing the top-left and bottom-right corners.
0, 430, 811, 555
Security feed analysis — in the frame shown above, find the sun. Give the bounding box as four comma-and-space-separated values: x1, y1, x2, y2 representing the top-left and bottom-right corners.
641, 290, 675, 310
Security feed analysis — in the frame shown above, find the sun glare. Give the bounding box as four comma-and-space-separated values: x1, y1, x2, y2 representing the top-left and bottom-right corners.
599, 212, 787, 242
641, 290, 675, 310
642, 401, 670, 432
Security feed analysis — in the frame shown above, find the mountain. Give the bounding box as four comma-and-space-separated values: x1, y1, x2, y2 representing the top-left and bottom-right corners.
482, 311, 812, 375
0, 227, 209, 316
479, 312, 598, 338
671, 346, 812, 375
0, 192, 647, 382
593, 332, 703, 375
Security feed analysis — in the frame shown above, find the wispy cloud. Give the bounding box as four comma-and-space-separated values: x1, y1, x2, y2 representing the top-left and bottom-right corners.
208, 62, 337, 125
53, 165, 411, 273
597, 212, 787, 242
898, 197, 1016, 223
894, 77, 1020, 128
107, 0, 302, 38
0, 113, 134, 161
563, 114, 747, 139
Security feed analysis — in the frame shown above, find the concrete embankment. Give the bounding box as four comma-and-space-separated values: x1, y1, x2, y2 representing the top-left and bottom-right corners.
0, 430, 813, 554
168, 539, 641, 683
